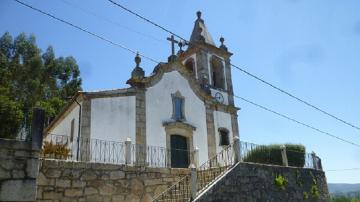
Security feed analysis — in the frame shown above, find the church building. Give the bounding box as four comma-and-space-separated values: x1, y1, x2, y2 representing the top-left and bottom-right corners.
45, 11, 240, 168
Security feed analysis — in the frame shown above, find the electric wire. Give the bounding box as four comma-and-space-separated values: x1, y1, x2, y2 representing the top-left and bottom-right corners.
13, 0, 159, 64
107, 0, 360, 132
326, 168, 360, 172
13, 0, 360, 148
59, 0, 166, 44
235, 95, 360, 148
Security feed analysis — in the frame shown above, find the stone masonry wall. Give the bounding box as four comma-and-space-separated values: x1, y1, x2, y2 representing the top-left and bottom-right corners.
0, 138, 40, 201
195, 162, 330, 202
37, 160, 190, 202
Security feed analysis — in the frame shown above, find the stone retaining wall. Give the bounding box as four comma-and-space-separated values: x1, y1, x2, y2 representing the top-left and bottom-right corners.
0, 138, 40, 201
37, 160, 190, 202
195, 162, 330, 202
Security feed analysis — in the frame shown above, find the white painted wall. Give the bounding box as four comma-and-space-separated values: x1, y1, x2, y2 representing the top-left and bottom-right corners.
213, 110, 233, 154
50, 102, 80, 138
91, 96, 136, 143
146, 70, 208, 164
48, 102, 81, 158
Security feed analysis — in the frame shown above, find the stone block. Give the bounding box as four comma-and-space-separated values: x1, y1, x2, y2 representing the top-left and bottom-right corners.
125, 193, 140, 202
64, 188, 83, 197
43, 191, 63, 200
12, 170, 25, 178
141, 193, 152, 202
45, 168, 62, 178
37, 172, 55, 186
56, 179, 71, 187
99, 183, 116, 195
26, 158, 39, 178
144, 179, 162, 186
131, 178, 145, 195
81, 170, 97, 180
0, 167, 11, 179
110, 171, 125, 180
14, 150, 29, 157
0, 180, 36, 201
84, 187, 98, 195
72, 180, 86, 188
112, 195, 125, 202
1, 160, 14, 170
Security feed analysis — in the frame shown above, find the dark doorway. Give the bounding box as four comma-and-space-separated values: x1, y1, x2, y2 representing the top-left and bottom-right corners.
170, 135, 189, 168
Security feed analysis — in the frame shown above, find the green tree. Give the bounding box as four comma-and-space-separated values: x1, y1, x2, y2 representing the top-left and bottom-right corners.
0, 32, 82, 139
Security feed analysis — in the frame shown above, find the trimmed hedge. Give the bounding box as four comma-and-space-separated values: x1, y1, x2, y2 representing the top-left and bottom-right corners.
243, 144, 305, 167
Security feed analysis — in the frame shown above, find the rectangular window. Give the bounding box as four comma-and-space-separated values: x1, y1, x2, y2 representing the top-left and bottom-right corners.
70, 119, 75, 142
219, 129, 230, 146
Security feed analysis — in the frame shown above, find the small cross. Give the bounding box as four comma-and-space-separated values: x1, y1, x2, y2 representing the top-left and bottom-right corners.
167, 35, 179, 56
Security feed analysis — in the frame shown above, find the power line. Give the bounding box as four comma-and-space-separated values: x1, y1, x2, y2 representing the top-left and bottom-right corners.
59, 0, 166, 44
326, 168, 360, 172
13, 0, 159, 64
107, 0, 360, 132
235, 95, 360, 148
14, 0, 360, 149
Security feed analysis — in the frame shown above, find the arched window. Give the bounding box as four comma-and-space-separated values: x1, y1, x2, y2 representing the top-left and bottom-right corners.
218, 128, 230, 146
185, 58, 195, 75
210, 56, 225, 89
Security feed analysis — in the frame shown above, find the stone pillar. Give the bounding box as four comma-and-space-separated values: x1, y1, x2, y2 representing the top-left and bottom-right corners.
205, 103, 216, 159
125, 138, 132, 165
80, 98, 91, 161
190, 164, 198, 200
31, 107, 45, 150
233, 136, 241, 163
280, 145, 288, 167
193, 147, 199, 167
311, 152, 318, 170
135, 89, 147, 166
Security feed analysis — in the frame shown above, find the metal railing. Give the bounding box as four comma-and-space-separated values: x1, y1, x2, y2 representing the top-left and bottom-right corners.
197, 143, 235, 192
42, 134, 192, 168
152, 140, 323, 202
153, 143, 236, 202
240, 141, 321, 169
152, 175, 191, 202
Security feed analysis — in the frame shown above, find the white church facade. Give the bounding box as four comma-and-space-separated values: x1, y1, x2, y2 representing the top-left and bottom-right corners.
45, 11, 240, 168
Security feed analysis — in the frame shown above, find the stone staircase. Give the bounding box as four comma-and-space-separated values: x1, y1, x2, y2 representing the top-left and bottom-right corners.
152, 141, 239, 202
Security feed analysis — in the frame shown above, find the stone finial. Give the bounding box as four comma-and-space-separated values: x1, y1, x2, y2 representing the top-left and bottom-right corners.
135, 52, 141, 67
219, 36, 228, 51
177, 41, 184, 55
131, 52, 145, 80
196, 11, 202, 19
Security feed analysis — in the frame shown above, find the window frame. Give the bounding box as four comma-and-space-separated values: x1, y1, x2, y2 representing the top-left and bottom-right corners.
171, 91, 186, 121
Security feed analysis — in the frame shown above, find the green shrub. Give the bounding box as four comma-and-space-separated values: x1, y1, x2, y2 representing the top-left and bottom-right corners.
243, 144, 305, 167
274, 174, 288, 190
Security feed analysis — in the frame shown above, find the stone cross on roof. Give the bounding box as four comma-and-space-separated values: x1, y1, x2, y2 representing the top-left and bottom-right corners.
167, 35, 179, 56
167, 35, 181, 62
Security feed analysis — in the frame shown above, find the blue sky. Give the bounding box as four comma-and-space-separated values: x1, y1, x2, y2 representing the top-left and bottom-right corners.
1, 0, 359, 183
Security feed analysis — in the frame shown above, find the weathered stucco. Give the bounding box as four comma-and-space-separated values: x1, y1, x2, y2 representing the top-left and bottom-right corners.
91, 96, 136, 142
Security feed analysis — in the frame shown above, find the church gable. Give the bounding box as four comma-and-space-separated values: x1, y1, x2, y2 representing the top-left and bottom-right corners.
145, 64, 209, 165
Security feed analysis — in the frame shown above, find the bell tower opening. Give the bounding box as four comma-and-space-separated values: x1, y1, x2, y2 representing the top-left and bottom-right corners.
184, 58, 195, 76
210, 56, 225, 89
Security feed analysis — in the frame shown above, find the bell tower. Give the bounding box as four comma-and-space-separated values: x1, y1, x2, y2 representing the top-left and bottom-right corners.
180, 11, 235, 106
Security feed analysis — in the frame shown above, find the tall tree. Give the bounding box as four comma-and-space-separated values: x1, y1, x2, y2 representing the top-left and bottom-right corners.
0, 32, 82, 139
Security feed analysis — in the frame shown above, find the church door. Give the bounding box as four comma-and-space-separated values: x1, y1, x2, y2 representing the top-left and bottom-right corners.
170, 135, 189, 168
